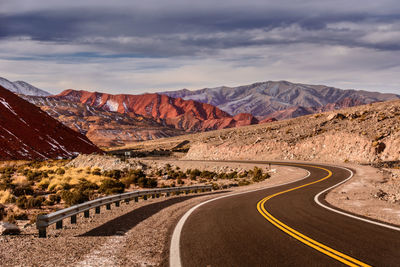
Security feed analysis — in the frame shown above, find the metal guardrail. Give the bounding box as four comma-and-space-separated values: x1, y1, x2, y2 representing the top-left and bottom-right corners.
36, 185, 212, 237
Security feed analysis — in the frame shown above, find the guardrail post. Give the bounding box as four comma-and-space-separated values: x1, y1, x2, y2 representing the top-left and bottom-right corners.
71, 215, 77, 224
185, 190, 189, 195
166, 192, 170, 197
115, 201, 120, 207
135, 196, 138, 202
156, 193, 160, 198
125, 199, 130, 204
143, 195, 147, 200
106, 203, 111, 210
95, 206, 100, 214
152, 194, 156, 199
56, 220, 63, 229
38, 227, 47, 238
84, 210, 90, 218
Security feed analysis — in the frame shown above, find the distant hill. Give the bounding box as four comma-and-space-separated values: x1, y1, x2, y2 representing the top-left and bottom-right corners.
0, 77, 51, 96
0, 85, 101, 160
161, 81, 400, 120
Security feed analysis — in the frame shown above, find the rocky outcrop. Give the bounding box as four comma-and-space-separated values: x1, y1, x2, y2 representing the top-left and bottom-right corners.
0, 222, 20, 235
0, 86, 102, 160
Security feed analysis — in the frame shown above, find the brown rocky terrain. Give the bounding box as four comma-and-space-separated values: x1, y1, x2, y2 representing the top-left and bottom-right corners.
0, 86, 101, 160
124, 99, 399, 165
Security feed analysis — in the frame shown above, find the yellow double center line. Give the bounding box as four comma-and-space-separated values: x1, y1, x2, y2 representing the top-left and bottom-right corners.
257, 164, 371, 267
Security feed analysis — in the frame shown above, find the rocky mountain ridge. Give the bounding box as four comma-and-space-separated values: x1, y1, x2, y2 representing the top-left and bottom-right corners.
0, 77, 51, 97
23, 95, 185, 147
0, 86, 101, 160
52, 89, 260, 132
161, 81, 400, 120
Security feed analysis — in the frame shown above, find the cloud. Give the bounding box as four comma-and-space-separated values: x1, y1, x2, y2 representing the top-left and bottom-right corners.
0, 1, 399, 94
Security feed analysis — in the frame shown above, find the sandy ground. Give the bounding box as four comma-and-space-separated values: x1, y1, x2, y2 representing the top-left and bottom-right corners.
0, 162, 307, 267
325, 163, 400, 226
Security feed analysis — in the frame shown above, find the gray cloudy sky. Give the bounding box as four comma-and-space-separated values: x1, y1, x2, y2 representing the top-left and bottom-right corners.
1, 0, 400, 94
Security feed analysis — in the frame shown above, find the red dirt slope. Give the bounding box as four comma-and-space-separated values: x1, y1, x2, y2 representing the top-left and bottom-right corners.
54, 90, 259, 132
0, 86, 102, 160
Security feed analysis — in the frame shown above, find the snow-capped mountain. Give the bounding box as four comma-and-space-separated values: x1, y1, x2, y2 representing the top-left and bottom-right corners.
0, 77, 51, 96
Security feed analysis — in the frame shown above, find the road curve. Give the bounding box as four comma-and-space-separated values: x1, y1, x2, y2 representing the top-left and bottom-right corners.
173, 161, 400, 266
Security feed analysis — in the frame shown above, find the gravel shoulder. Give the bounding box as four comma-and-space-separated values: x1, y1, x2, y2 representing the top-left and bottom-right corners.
0, 162, 307, 267
325, 163, 400, 226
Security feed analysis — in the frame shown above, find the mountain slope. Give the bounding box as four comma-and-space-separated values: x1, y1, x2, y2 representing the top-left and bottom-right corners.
0, 77, 51, 96
23, 95, 186, 147
0, 85, 101, 160
52, 90, 259, 132
161, 81, 400, 119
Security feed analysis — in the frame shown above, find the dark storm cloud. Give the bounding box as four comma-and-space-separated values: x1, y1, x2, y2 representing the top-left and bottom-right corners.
1, 1, 400, 57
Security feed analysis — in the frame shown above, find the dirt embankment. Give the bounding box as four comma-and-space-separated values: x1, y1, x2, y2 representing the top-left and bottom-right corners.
184, 100, 400, 164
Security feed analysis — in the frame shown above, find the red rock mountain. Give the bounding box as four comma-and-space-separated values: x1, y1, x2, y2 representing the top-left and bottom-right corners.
23, 95, 185, 148
0, 86, 102, 160
53, 90, 259, 132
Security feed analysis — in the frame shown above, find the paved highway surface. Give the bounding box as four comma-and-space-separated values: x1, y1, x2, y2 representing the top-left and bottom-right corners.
172, 161, 400, 266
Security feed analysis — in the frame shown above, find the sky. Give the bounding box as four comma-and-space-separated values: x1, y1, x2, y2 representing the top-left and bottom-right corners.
1, 0, 400, 95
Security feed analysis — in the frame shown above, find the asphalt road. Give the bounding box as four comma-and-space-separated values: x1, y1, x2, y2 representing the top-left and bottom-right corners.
177, 161, 400, 266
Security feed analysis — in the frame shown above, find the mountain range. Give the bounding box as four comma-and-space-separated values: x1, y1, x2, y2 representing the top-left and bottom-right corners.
161, 81, 400, 119
0, 85, 101, 160
1, 76, 399, 148
0, 77, 51, 97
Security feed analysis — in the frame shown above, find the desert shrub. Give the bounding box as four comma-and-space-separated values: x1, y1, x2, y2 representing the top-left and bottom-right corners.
186, 169, 192, 175
56, 168, 65, 175
211, 183, 220, 190
155, 169, 164, 176
44, 199, 55, 206
238, 180, 251, 186
0, 167, 16, 175
99, 179, 125, 195
28, 161, 45, 169
164, 164, 172, 171
200, 170, 217, 179
75, 178, 98, 191
12, 185, 34, 196
103, 169, 122, 179
26, 171, 48, 182
177, 178, 184, 185
252, 167, 270, 182
37, 178, 50, 190
92, 168, 102, 176
137, 177, 157, 188
27, 196, 44, 208
49, 194, 61, 204
60, 190, 89, 206
14, 212, 28, 220
0, 176, 14, 191
16, 196, 44, 209
190, 169, 201, 177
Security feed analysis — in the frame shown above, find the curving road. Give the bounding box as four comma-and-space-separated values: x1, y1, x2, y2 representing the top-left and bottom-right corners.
171, 161, 400, 266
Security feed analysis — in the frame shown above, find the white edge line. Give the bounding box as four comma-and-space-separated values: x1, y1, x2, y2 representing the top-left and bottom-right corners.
314, 165, 400, 232
169, 168, 311, 267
